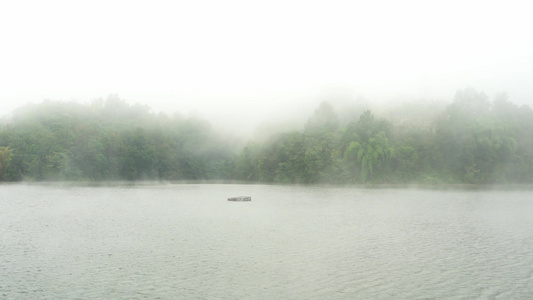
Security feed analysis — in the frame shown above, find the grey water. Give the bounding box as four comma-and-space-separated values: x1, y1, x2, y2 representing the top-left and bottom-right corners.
1, 183, 532, 299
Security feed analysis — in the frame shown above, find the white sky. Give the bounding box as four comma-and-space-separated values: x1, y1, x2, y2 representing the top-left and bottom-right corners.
1, 0, 533, 133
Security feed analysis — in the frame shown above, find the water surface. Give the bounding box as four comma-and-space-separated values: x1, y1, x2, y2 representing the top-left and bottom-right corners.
1, 183, 532, 299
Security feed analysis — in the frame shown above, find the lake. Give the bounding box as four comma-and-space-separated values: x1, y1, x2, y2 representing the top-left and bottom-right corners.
1, 183, 532, 299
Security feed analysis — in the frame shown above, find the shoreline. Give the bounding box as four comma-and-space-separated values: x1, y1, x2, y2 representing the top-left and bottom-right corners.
2, 180, 533, 191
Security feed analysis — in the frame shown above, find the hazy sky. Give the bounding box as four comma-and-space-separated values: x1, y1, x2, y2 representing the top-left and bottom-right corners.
1, 0, 532, 132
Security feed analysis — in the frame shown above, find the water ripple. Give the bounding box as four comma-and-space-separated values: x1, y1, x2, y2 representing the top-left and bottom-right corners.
1, 184, 532, 299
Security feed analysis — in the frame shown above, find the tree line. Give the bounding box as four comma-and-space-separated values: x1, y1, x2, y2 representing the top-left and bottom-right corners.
0, 97, 236, 181
1, 88, 533, 184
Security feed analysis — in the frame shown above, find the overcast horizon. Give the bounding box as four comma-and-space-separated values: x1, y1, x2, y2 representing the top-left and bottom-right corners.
2, 0, 533, 134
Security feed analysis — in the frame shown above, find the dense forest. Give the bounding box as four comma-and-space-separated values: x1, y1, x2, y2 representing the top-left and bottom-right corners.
1, 88, 533, 184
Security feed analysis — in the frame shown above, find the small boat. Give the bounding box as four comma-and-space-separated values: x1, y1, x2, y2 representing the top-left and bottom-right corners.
227, 196, 251, 201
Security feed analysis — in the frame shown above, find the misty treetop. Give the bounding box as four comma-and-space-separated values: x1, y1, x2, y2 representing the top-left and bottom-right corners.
234, 88, 533, 184
0, 97, 237, 181
1, 88, 533, 184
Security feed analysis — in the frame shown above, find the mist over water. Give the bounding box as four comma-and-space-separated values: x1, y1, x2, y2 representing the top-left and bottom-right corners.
2, 1, 533, 299
1, 183, 532, 299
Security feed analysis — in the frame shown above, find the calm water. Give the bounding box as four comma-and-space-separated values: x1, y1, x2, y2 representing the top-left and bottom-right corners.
1, 183, 532, 299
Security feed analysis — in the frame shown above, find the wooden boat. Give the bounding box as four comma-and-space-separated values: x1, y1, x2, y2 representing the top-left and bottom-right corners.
227, 196, 251, 201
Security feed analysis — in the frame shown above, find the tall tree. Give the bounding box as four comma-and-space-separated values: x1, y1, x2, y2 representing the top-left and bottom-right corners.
343, 110, 394, 182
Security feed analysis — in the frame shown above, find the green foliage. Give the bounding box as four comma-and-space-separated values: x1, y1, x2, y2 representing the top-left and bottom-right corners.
233, 90, 533, 185
344, 131, 394, 182
1, 89, 533, 184
0, 98, 237, 181
0, 147, 13, 180
432, 88, 531, 184
342, 111, 394, 182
